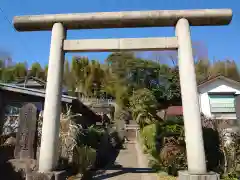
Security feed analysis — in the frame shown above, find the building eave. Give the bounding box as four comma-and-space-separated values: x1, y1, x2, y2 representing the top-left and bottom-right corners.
198, 75, 240, 91
0, 83, 76, 103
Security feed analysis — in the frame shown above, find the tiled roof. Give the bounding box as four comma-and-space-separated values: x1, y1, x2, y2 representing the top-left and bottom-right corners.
0, 83, 76, 103
198, 75, 240, 89
14, 76, 46, 86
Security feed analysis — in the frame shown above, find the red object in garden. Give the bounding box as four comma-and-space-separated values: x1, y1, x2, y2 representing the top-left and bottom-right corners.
166, 106, 183, 116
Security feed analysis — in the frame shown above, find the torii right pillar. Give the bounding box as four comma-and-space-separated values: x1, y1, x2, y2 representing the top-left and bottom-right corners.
176, 18, 216, 179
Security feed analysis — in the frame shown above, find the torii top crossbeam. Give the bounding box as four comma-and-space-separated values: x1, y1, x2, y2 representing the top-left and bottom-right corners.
13, 9, 232, 31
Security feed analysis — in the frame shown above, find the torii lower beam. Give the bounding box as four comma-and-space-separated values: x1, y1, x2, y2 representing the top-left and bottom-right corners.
12, 9, 232, 178
63, 37, 178, 52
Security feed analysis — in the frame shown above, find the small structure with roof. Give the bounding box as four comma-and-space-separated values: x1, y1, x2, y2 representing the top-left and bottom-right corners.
163, 75, 240, 123
11, 76, 69, 95
12, 76, 46, 90
0, 78, 102, 135
198, 75, 240, 121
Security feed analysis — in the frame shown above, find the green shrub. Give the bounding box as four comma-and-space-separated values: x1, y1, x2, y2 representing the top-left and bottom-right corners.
109, 130, 123, 149
58, 109, 103, 173
158, 121, 186, 175
222, 172, 239, 180
140, 124, 158, 154
72, 145, 96, 174
165, 115, 184, 125
159, 143, 187, 175
139, 121, 186, 176
114, 108, 131, 124
74, 125, 104, 150
129, 88, 159, 127
162, 124, 184, 136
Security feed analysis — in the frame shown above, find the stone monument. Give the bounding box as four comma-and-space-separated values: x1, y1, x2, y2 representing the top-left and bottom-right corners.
8, 103, 38, 178
14, 103, 37, 159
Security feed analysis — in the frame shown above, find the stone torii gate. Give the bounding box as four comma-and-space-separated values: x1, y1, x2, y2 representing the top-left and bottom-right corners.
13, 9, 232, 178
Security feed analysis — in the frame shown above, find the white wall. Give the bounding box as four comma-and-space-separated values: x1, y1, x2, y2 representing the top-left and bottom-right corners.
198, 79, 240, 119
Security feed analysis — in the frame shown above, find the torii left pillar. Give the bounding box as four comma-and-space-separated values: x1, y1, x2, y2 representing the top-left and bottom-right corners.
39, 23, 66, 172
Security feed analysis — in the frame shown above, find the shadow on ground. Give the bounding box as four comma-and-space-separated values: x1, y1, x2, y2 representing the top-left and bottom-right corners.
93, 164, 157, 180
0, 162, 24, 180
81, 147, 120, 180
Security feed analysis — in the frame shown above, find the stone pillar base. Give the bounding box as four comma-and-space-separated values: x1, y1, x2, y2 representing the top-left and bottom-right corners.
178, 171, 220, 180
26, 170, 69, 180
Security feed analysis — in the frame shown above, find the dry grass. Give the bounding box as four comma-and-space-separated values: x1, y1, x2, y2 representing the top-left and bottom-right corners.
59, 105, 82, 162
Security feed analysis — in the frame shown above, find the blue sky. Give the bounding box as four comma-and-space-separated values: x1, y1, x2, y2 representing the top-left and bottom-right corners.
0, 0, 239, 68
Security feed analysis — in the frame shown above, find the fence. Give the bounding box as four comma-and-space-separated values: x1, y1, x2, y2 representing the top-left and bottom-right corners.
79, 97, 115, 105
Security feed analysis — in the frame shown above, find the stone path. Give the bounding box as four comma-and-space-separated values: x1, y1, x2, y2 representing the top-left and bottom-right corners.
92, 141, 157, 180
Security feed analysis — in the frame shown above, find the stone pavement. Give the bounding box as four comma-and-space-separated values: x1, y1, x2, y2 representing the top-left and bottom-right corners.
92, 141, 158, 180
